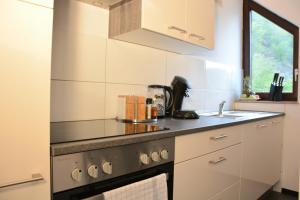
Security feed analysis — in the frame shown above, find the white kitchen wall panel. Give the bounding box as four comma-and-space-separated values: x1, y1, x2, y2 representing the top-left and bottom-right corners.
52, 30, 107, 82
51, 80, 105, 122
181, 89, 206, 112
53, 0, 108, 37
51, 0, 243, 122
0, 0, 52, 199
105, 83, 148, 119
166, 53, 206, 89
51, 0, 107, 82
106, 39, 166, 85
205, 61, 233, 91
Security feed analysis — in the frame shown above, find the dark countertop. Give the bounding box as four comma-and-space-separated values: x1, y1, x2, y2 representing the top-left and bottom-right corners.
51, 111, 284, 156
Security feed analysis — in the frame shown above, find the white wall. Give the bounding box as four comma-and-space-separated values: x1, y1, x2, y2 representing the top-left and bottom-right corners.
235, 0, 300, 192
50, 0, 243, 122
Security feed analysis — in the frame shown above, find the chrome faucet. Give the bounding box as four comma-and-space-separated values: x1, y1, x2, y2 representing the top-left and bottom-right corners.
218, 101, 226, 116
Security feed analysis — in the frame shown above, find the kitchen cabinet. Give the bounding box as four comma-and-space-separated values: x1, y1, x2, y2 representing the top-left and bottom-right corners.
209, 182, 240, 200
175, 125, 242, 163
0, 0, 53, 199
240, 118, 283, 200
174, 144, 241, 200
109, 0, 215, 54
186, 0, 215, 49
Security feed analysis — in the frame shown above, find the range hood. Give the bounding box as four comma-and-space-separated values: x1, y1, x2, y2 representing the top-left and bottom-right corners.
77, 0, 123, 9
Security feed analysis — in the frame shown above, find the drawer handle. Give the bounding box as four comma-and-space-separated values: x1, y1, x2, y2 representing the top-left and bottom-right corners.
189, 33, 205, 40
210, 135, 228, 141
168, 26, 187, 34
209, 157, 227, 165
0, 173, 44, 189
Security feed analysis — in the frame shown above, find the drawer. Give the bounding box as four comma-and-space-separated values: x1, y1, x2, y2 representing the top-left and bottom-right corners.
174, 144, 241, 200
209, 182, 240, 200
175, 125, 243, 163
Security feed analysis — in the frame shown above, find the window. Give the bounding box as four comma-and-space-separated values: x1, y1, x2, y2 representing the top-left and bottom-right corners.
243, 0, 299, 101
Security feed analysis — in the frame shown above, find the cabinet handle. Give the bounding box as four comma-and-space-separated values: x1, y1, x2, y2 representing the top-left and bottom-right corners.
210, 135, 228, 141
189, 33, 205, 40
209, 157, 227, 165
256, 124, 268, 128
271, 121, 280, 125
168, 26, 187, 34
0, 173, 44, 189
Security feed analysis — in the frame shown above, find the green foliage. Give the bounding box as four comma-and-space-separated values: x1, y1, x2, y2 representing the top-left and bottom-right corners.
251, 11, 293, 93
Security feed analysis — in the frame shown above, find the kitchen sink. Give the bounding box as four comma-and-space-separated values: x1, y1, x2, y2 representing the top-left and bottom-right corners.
199, 111, 266, 119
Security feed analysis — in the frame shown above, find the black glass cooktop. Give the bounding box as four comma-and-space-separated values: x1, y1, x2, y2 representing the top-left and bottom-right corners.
50, 119, 169, 144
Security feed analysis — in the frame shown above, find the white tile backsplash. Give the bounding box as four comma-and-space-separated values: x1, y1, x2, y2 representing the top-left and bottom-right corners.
50, 0, 242, 121
106, 39, 166, 85
166, 53, 206, 89
52, 30, 107, 82
105, 83, 148, 119
205, 61, 233, 91
51, 80, 105, 122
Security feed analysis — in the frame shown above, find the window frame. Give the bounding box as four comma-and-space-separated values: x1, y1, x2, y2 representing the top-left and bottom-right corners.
243, 0, 299, 101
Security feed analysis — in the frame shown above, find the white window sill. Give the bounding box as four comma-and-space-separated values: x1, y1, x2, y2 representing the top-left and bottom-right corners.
235, 100, 299, 104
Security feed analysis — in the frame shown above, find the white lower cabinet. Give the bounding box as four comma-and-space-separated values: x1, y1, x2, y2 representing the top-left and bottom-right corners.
209, 182, 240, 200
240, 118, 283, 200
174, 144, 241, 200
174, 117, 283, 200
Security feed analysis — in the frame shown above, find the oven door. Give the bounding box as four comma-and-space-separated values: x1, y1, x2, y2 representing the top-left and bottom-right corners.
53, 162, 174, 200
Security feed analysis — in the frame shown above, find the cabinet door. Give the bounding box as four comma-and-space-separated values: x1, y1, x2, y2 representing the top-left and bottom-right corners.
0, 1, 52, 199
142, 0, 187, 40
209, 182, 240, 200
186, 0, 215, 49
240, 118, 283, 200
174, 144, 241, 200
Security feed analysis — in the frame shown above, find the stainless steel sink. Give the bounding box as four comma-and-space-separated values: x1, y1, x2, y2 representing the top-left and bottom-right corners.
209, 114, 243, 119
199, 111, 265, 119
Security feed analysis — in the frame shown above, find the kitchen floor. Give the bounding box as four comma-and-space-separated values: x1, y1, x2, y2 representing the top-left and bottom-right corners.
261, 191, 298, 200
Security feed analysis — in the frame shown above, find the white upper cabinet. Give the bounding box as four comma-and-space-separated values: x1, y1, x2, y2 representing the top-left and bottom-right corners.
109, 0, 215, 54
186, 0, 215, 48
165, 0, 187, 40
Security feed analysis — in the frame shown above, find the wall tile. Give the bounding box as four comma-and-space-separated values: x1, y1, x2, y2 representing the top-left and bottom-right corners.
205, 61, 232, 91
53, 0, 109, 37
182, 89, 206, 112
51, 80, 105, 122
51, 30, 106, 82
166, 53, 206, 89
105, 83, 148, 119
106, 39, 166, 85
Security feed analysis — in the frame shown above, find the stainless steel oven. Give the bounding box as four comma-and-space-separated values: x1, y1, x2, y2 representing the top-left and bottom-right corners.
52, 138, 174, 200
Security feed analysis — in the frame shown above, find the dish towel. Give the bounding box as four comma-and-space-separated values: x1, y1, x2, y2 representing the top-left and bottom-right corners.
103, 173, 168, 200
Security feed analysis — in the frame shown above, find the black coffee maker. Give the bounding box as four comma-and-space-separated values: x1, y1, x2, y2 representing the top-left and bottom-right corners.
168, 76, 199, 119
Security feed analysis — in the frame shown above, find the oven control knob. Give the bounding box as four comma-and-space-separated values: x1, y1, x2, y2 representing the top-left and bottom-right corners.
151, 152, 160, 162
160, 149, 169, 160
140, 153, 150, 165
88, 165, 99, 178
102, 161, 113, 175
71, 168, 83, 182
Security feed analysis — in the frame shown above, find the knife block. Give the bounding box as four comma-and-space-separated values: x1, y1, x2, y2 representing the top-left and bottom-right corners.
273, 86, 283, 101
269, 85, 283, 101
